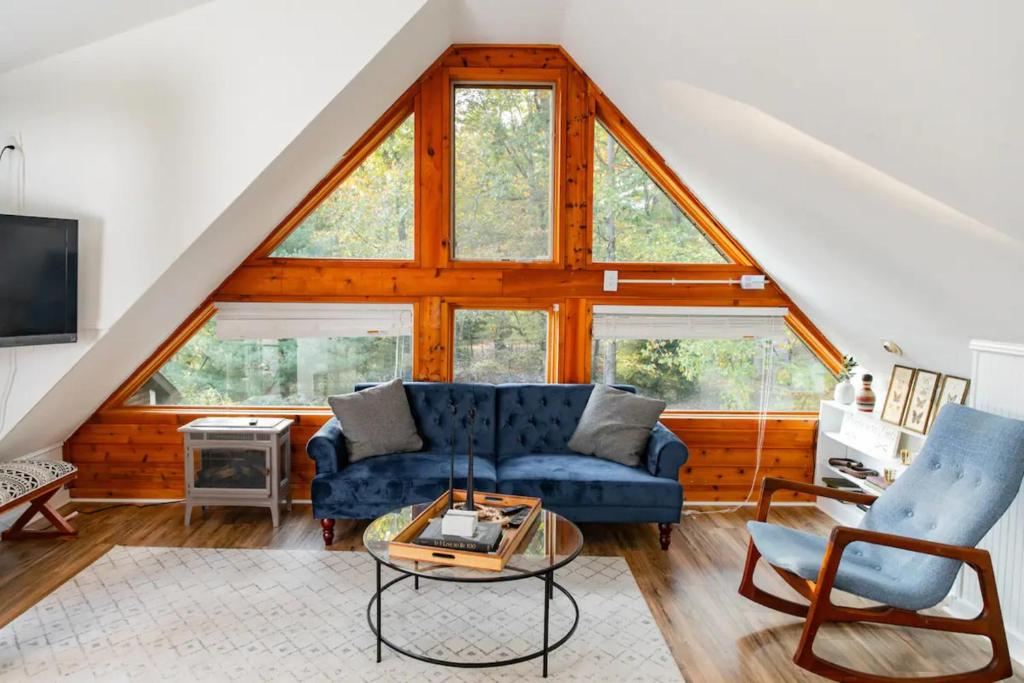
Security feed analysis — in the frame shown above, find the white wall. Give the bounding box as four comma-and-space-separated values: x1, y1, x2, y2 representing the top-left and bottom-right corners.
0, 0, 432, 457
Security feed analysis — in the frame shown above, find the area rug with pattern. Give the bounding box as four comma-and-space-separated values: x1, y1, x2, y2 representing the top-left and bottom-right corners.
0, 546, 682, 681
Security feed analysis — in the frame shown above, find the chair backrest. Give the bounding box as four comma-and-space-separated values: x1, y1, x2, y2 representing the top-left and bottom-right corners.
494, 383, 635, 459
860, 404, 1024, 598
355, 382, 497, 458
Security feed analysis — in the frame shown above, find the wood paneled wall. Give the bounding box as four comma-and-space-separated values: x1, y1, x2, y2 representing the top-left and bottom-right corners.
68, 409, 815, 503
65, 45, 831, 503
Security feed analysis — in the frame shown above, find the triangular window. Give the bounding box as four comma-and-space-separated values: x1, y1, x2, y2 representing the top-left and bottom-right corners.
592, 121, 727, 263
272, 115, 414, 259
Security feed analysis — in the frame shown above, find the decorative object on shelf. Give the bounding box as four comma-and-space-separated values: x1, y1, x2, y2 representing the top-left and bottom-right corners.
930, 375, 971, 430
832, 355, 858, 404
836, 410, 901, 459
446, 401, 458, 511
883, 467, 899, 484
898, 448, 913, 466
880, 364, 916, 425
855, 373, 876, 413
902, 369, 940, 434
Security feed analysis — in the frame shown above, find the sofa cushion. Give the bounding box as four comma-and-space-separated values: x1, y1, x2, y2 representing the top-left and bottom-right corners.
496, 453, 681, 509
568, 384, 666, 467
311, 453, 497, 511
328, 379, 423, 462
495, 384, 634, 459
358, 382, 497, 457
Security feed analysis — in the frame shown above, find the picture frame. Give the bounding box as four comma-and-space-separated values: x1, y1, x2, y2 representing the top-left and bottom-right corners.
929, 375, 971, 429
902, 369, 940, 434
880, 365, 916, 426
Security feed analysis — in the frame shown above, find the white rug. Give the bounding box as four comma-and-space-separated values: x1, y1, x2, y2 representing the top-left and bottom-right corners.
0, 546, 682, 681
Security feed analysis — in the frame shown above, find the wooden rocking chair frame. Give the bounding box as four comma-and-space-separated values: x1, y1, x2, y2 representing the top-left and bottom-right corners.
738, 477, 1013, 683
0, 472, 78, 541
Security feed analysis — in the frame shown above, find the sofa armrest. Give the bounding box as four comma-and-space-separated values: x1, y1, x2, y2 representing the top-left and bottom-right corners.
307, 418, 347, 476
646, 422, 688, 479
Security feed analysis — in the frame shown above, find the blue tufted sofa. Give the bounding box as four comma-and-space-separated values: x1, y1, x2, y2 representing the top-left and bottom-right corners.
309, 382, 689, 549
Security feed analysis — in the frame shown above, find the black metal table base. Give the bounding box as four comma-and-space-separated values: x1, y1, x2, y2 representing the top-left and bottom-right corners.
367, 561, 580, 677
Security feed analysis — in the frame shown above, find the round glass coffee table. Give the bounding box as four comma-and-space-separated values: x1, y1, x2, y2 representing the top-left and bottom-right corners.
363, 504, 583, 677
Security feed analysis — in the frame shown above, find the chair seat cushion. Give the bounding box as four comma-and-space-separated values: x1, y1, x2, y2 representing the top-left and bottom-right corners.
311, 453, 497, 510
747, 521, 951, 611
0, 460, 77, 507
496, 453, 681, 509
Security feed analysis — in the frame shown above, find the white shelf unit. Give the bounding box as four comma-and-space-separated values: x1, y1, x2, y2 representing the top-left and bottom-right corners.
815, 400, 927, 526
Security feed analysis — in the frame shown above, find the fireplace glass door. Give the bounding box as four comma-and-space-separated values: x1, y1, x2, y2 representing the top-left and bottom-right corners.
191, 448, 270, 493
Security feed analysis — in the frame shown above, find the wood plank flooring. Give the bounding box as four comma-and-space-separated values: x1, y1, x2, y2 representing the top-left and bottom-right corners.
0, 502, 1017, 682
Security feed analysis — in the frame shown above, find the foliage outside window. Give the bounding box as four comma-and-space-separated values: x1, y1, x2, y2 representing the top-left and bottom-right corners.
592, 325, 835, 411
453, 85, 554, 261
592, 121, 726, 264
453, 309, 548, 383
271, 115, 415, 259
126, 317, 413, 407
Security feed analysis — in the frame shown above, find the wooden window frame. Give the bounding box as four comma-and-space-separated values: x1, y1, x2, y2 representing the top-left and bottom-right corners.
588, 116, 732, 268
104, 298, 421, 412
580, 298, 834, 416
442, 67, 568, 270
445, 298, 562, 384
250, 92, 422, 269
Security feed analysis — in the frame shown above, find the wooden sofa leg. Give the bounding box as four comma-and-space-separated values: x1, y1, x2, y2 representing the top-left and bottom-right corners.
658, 523, 673, 550
320, 518, 335, 547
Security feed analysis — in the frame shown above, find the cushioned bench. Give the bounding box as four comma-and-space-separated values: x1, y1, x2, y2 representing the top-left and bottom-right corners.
0, 460, 78, 541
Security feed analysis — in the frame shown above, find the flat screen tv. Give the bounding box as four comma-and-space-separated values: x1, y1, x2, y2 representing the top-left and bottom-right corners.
0, 214, 78, 347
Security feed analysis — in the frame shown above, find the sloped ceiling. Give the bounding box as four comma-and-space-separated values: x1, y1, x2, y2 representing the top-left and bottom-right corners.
0, 0, 211, 73
1, 0, 1021, 458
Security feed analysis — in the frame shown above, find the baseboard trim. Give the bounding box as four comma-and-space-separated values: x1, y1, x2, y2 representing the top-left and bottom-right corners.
944, 594, 1024, 664
684, 501, 815, 508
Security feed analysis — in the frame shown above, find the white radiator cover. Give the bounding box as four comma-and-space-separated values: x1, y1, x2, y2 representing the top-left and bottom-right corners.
950, 340, 1024, 661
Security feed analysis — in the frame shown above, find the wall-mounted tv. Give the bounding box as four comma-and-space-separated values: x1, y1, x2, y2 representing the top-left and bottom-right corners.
0, 214, 78, 347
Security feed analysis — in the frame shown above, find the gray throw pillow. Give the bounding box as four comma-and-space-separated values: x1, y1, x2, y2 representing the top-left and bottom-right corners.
568, 384, 666, 467
327, 379, 423, 462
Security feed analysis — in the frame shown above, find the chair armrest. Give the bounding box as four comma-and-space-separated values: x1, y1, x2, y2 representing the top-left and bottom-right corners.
645, 422, 688, 479
826, 526, 989, 566
307, 418, 347, 476
755, 477, 877, 522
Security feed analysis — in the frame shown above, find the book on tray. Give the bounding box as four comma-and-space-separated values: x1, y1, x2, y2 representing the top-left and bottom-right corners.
414, 517, 503, 553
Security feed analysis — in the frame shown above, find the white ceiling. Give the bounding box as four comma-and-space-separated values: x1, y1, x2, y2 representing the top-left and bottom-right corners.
0, 0, 209, 73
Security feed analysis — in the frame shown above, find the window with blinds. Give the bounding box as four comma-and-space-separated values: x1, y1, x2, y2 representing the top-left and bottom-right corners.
126, 303, 414, 407
591, 305, 835, 411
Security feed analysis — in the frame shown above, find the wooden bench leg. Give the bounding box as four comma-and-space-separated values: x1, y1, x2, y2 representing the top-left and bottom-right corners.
1, 488, 78, 541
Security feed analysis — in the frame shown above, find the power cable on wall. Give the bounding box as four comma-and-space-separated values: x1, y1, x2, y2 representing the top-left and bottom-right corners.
0, 141, 24, 438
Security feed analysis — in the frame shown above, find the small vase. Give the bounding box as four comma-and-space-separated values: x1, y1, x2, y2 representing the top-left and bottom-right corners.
856, 374, 876, 413
833, 379, 855, 405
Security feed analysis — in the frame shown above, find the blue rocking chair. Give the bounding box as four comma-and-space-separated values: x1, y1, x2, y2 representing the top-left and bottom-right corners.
739, 404, 1024, 682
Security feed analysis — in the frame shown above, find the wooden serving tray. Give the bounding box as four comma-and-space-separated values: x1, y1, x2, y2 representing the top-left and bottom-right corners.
387, 489, 542, 571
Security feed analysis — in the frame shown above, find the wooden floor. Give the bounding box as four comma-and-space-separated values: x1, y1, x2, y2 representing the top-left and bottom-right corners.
0, 502, 1017, 682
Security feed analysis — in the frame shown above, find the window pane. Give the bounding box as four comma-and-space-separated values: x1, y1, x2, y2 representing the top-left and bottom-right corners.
453, 86, 553, 261
592, 121, 727, 263
454, 309, 548, 383
592, 327, 835, 411
272, 115, 414, 259
126, 316, 412, 406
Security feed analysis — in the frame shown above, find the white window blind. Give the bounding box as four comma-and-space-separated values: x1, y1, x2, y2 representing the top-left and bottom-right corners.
592, 305, 788, 341
213, 302, 413, 341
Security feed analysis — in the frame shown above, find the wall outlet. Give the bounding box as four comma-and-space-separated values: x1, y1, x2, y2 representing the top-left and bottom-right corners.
603, 270, 619, 292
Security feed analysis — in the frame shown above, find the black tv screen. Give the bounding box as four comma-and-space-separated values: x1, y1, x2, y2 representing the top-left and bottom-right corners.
0, 214, 78, 347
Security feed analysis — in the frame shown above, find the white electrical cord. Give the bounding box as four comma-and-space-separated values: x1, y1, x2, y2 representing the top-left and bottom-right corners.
684, 320, 777, 516
0, 139, 26, 437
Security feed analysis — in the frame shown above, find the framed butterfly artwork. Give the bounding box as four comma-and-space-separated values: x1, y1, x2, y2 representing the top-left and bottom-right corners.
928, 375, 971, 429
881, 365, 916, 426
902, 369, 940, 434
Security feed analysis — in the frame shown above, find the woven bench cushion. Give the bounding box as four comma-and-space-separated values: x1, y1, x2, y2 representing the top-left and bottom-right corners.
0, 461, 77, 507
